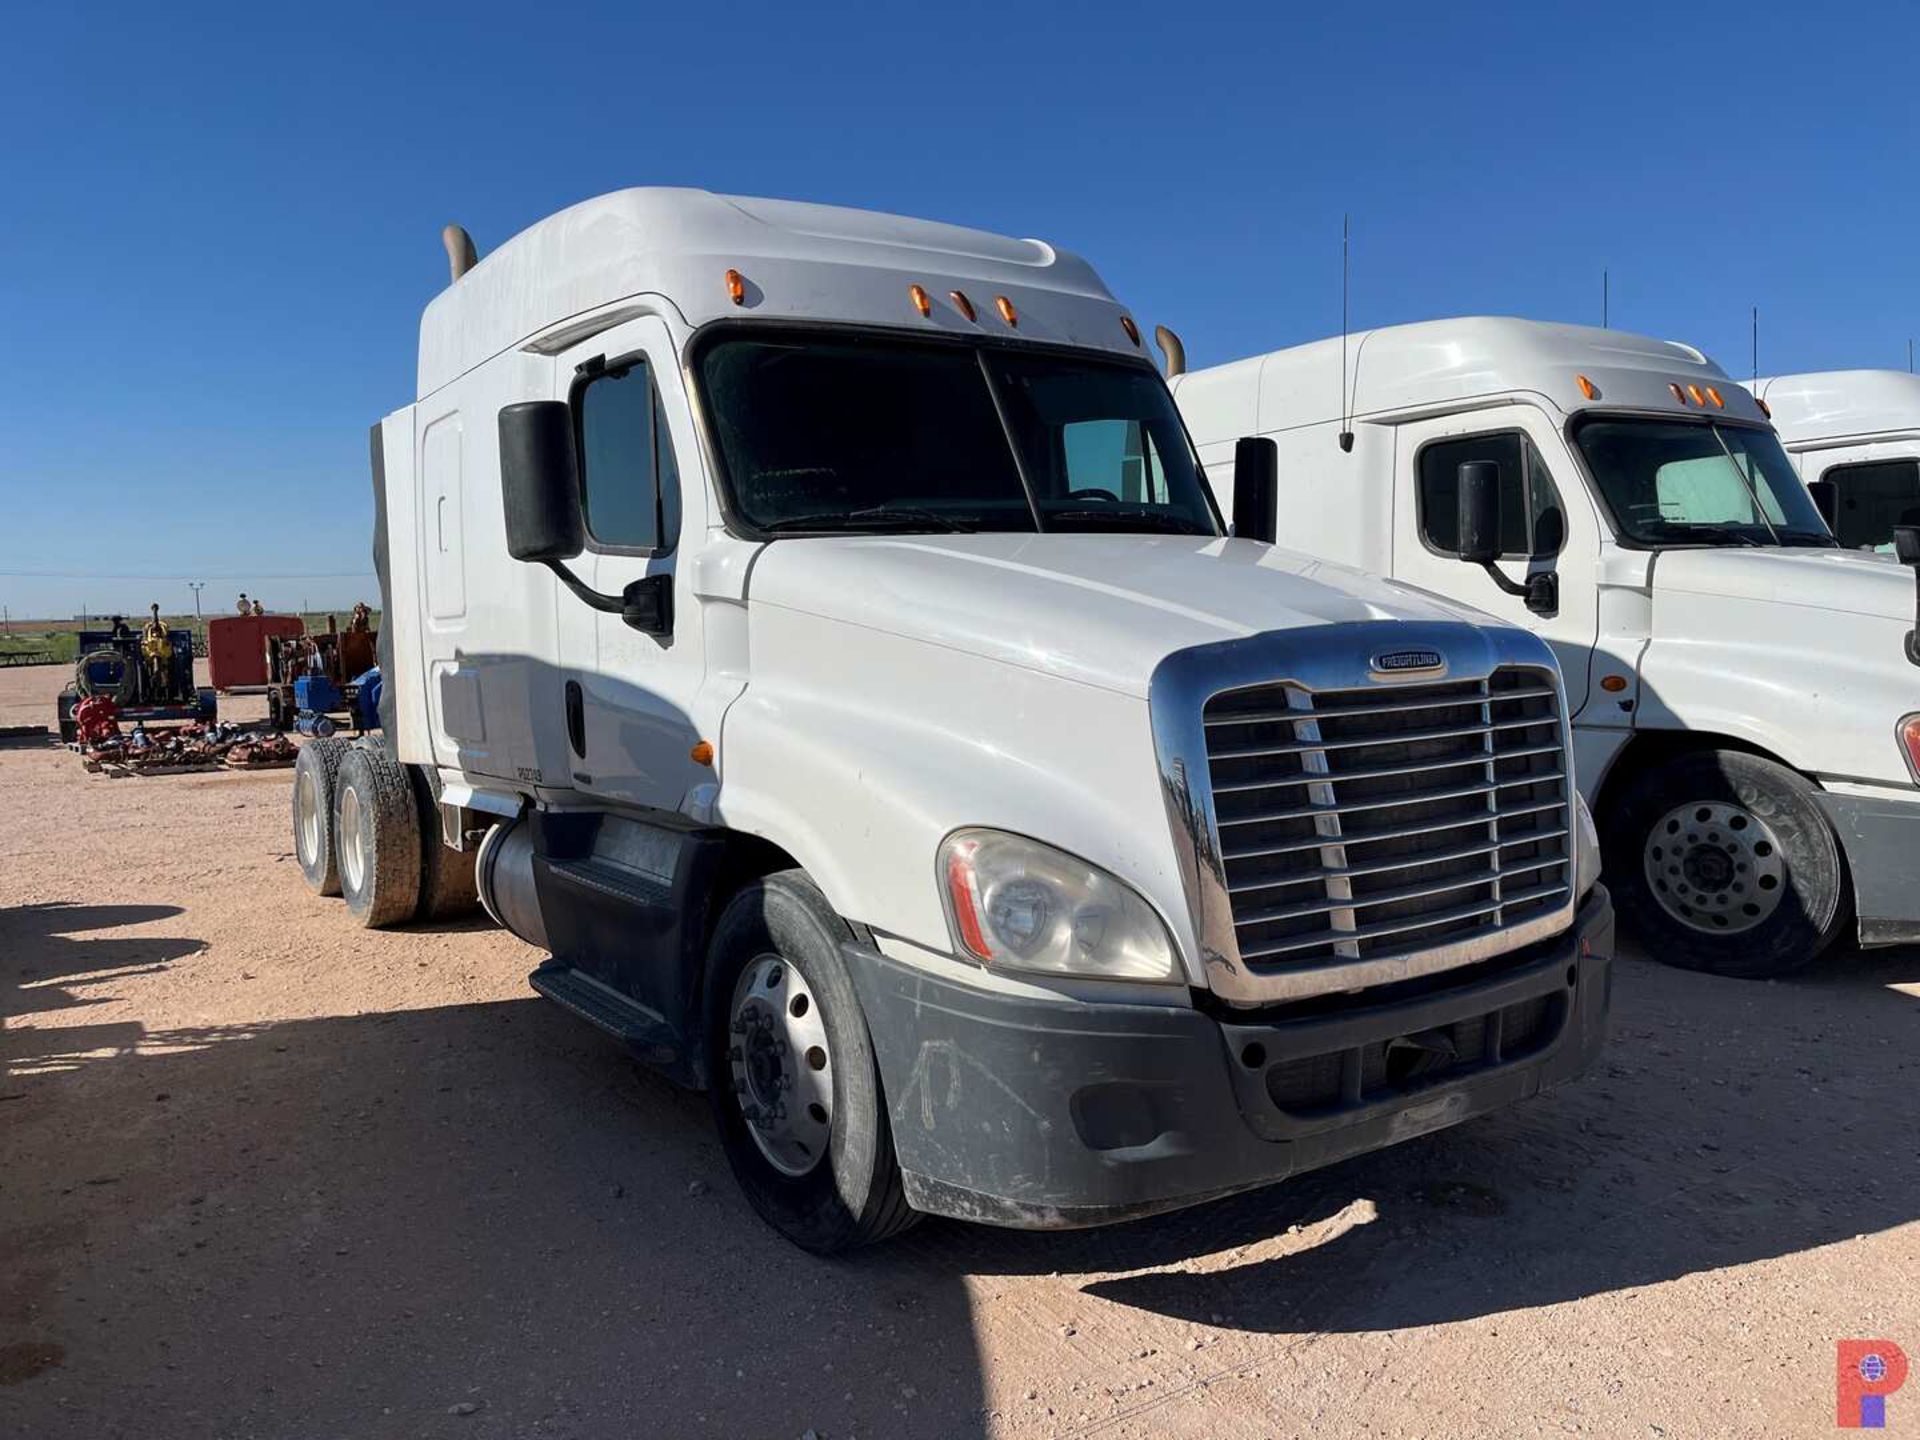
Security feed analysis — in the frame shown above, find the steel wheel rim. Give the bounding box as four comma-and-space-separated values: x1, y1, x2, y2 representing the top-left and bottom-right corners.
727, 955, 833, 1178
1643, 800, 1786, 935
295, 768, 321, 866
337, 782, 365, 894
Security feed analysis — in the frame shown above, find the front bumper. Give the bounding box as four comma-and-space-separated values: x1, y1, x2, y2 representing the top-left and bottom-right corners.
1817, 787, 1920, 948
847, 886, 1614, 1229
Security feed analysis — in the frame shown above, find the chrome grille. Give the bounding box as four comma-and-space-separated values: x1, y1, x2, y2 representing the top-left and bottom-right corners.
1203, 667, 1571, 973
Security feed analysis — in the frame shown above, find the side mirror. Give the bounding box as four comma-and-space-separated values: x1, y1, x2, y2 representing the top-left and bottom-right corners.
1457, 459, 1559, 618
1807, 479, 1839, 532
1897, 526, 1920, 667
1456, 460, 1503, 565
498, 401, 584, 562
620, 574, 674, 637
1232, 437, 1278, 545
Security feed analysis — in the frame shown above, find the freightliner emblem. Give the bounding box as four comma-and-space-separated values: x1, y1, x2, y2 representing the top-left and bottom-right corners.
1371, 648, 1446, 678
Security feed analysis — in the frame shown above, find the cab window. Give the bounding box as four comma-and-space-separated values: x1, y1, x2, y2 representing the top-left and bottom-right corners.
576, 358, 682, 553
1418, 432, 1565, 558
1820, 458, 1920, 551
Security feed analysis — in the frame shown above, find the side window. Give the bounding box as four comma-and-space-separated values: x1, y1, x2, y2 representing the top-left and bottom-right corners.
1820, 459, 1920, 550
1418, 432, 1565, 558
577, 358, 681, 552
1059, 419, 1172, 503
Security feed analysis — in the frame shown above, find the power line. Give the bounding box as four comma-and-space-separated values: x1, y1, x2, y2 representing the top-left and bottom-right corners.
0, 568, 374, 580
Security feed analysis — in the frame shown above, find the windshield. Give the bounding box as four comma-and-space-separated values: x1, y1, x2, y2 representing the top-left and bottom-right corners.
696, 329, 1221, 536
1572, 417, 1835, 548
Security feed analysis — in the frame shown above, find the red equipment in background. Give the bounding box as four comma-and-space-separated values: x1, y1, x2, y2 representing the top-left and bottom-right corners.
72, 695, 120, 746
207, 614, 305, 690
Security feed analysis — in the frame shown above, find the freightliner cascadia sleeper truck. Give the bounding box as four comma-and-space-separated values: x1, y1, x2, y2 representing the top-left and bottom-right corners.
1175, 318, 1920, 979
292, 194, 1612, 1251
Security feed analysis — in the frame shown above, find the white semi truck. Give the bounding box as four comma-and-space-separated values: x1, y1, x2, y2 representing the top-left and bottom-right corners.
293, 195, 1612, 1251
1174, 317, 1920, 978
1754, 369, 1920, 555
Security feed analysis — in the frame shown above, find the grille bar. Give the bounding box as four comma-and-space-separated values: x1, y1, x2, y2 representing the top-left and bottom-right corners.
1204, 667, 1572, 975
1206, 683, 1556, 728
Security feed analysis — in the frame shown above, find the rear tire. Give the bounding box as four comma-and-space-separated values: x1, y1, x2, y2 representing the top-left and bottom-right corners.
410, 766, 481, 922
292, 737, 348, 896
1603, 749, 1849, 978
333, 745, 422, 929
704, 871, 917, 1253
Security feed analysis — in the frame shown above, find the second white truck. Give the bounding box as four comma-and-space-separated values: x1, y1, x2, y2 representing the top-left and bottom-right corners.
1755, 369, 1920, 555
1175, 317, 1920, 977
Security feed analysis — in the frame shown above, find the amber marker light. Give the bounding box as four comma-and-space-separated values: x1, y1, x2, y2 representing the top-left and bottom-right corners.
995, 295, 1018, 327
690, 740, 716, 767
949, 289, 976, 322
724, 269, 746, 306
908, 284, 932, 318
1705, 386, 1725, 408
1576, 374, 1598, 401
1757, 397, 1773, 418
1687, 384, 1707, 405
1670, 383, 1689, 404
1121, 315, 1141, 347
1601, 675, 1629, 694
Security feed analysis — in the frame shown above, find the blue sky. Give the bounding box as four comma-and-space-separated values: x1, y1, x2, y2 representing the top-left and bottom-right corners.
3, 0, 1917, 617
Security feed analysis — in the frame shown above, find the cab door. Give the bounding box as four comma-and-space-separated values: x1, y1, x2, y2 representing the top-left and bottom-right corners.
551, 315, 706, 812
1389, 409, 1604, 716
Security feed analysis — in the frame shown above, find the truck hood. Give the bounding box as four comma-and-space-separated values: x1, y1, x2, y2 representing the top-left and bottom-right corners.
746, 533, 1501, 697
1651, 546, 1913, 622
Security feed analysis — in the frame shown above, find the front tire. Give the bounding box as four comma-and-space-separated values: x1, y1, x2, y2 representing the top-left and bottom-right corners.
333, 745, 422, 929
1603, 750, 1849, 978
704, 871, 916, 1253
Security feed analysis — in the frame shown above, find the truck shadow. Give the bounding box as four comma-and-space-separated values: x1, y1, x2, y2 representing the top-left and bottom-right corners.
1, 902, 205, 1030
0, 994, 990, 1440
935, 948, 1918, 1335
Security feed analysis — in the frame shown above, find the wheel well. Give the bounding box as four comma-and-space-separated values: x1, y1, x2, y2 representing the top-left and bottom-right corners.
1592, 730, 1793, 830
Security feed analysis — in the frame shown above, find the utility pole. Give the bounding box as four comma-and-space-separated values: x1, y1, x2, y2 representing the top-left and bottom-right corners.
188, 581, 205, 642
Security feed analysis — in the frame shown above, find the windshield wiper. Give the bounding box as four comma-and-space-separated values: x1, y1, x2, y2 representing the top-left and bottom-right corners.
1042, 507, 1210, 535
757, 506, 979, 534
1654, 523, 1766, 548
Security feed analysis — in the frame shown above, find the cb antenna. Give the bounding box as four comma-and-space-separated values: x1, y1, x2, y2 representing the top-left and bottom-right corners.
1338, 214, 1354, 453
1751, 305, 1759, 381
1602, 268, 1609, 329
1908, 338, 1913, 374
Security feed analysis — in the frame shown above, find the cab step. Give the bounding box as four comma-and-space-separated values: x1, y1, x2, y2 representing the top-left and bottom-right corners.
529, 961, 682, 1069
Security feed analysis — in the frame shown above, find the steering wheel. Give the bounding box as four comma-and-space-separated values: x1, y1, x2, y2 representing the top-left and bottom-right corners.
1064, 488, 1120, 503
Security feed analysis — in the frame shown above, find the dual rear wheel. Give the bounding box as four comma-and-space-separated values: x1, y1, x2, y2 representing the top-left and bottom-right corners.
291, 740, 479, 926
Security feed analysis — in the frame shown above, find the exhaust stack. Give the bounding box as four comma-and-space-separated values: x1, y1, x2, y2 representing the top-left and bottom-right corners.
442, 224, 478, 284
1154, 325, 1186, 378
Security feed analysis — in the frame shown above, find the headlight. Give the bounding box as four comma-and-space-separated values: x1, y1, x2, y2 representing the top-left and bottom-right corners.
939, 829, 1180, 982
1574, 791, 1601, 901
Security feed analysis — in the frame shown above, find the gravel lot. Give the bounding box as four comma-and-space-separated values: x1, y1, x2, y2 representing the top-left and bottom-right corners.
2, 661, 1916, 1438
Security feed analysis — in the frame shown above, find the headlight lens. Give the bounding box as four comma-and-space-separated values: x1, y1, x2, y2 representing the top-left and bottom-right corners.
1574, 791, 1601, 901
940, 829, 1180, 982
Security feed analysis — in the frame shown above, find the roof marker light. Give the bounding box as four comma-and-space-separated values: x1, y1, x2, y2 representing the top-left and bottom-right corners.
949, 289, 976, 322
1687, 384, 1707, 405
995, 295, 1018, 327
724, 269, 746, 306
1121, 315, 1141, 347
1575, 374, 1598, 400
908, 284, 932, 318
1757, 397, 1772, 418
1670, 383, 1689, 404
1705, 385, 1725, 408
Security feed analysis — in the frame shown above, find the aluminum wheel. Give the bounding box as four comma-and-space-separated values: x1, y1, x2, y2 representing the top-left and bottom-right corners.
727, 955, 833, 1178
337, 781, 366, 895
295, 767, 323, 868
1643, 800, 1786, 935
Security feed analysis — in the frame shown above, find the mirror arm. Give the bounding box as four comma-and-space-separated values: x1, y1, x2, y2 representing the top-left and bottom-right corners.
1896, 526, 1920, 667
543, 559, 625, 615
1473, 561, 1559, 618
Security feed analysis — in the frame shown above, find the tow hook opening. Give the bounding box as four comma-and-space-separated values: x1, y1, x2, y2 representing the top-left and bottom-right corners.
1384, 1028, 1458, 1088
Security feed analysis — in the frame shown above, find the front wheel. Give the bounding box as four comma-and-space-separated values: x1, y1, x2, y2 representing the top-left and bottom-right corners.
704, 871, 917, 1253
1603, 750, 1850, 978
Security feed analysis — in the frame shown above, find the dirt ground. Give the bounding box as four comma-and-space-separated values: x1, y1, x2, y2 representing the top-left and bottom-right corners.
2, 661, 1915, 1440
